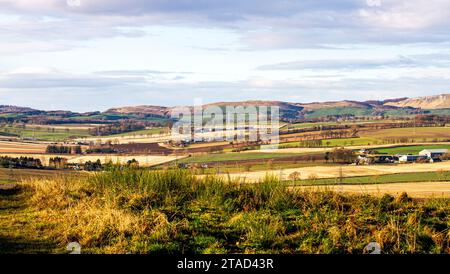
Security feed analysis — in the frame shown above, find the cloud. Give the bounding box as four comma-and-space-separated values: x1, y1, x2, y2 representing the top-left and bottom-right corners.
257, 54, 450, 71
1, 68, 449, 111
2, 0, 450, 49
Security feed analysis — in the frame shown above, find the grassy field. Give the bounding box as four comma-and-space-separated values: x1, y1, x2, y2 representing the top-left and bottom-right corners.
101, 127, 169, 138
376, 145, 450, 154
1, 168, 448, 254
284, 120, 398, 130
279, 127, 449, 148
179, 152, 307, 163
0, 124, 92, 141
280, 137, 375, 148
360, 127, 450, 141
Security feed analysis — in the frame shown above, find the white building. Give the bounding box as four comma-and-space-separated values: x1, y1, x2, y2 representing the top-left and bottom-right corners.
419, 149, 448, 159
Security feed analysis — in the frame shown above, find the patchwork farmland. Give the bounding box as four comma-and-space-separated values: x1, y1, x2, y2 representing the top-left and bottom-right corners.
1, 98, 449, 254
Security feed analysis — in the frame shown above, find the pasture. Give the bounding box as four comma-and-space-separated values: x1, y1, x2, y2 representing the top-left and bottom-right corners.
376, 144, 450, 154
0, 124, 92, 141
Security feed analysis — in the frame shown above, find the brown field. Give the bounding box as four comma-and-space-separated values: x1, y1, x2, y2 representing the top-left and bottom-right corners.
224, 161, 450, 182
359, 127, 450, 139
0, 141, 47, 153
297, 182, 450, 198
0, 153, 186, 167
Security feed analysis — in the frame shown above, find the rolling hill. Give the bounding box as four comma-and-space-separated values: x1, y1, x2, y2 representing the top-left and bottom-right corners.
2, 93, 449, 122
384, 94, 450, 109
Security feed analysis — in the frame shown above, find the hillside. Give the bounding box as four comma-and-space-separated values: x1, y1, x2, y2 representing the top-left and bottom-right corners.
105, 105, 170, 117
0, 105, 41, 114
384, 94, 450, 109
2, 94, 449, 122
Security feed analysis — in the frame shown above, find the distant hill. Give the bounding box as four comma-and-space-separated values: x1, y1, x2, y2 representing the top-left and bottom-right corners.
2, 93, 449, 122
0, 105, 41, 114
105, 105, 170, 117
100, 95, 450, 120
104, 99, 424, 120
384, 94, 450, 109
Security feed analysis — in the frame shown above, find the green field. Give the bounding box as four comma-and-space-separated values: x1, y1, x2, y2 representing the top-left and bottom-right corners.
102, 127, 169, 137
294, 171, 450, 186
179, 152, 308, 163
0, 125, 92, 141
303, 107, 435, 119
280, 137, 376, 148
279, 127, 450, 148
376, 145, 450, 155
284, 120, 395, 130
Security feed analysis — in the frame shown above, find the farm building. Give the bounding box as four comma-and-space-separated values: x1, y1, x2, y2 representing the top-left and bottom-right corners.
398, 155, 428, 163
419, 149, 448, 159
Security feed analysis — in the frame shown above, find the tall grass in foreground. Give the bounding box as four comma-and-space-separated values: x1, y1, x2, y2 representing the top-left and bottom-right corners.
22, 167, 450, 254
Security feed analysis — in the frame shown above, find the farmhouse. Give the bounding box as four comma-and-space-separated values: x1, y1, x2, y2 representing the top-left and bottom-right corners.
419, 149, 448, 160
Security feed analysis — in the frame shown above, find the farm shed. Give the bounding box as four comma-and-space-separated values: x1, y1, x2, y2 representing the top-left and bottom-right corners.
419, 149, 449, 159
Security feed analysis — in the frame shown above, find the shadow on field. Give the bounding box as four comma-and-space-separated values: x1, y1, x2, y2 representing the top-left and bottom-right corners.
0, 236, 58, 254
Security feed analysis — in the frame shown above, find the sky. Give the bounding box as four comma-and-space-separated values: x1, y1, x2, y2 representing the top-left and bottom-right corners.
1, 0, 450, 112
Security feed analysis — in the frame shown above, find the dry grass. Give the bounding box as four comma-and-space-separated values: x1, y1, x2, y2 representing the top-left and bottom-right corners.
2, 168, 446, 254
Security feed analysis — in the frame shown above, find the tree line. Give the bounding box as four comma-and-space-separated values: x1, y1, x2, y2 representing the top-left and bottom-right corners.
46, 145, 82, 154
0, 156, 43, 169
89, 121, 146, 136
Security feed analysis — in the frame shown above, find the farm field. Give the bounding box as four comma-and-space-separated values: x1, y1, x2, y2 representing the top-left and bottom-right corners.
248, 142, 450, 154
279, 127, 449, 148
298, 182, 450, 198
0, 141, 48, 153
0, 153, 186, 167
295, 171, 450, 186
178, 151, 309, 163
0, 124, 92, 141
76, 134, 171, 144
100, 127, 169, 138
359, 126, 450, 140
223, 161, 450, 182
376, 144, 450, 154
283, 119, 399, 130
